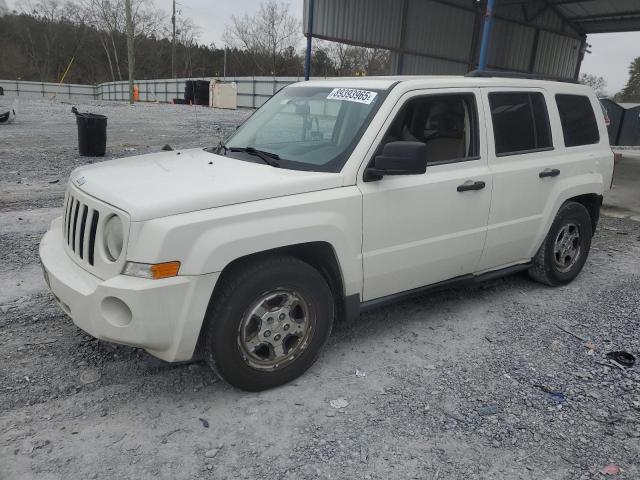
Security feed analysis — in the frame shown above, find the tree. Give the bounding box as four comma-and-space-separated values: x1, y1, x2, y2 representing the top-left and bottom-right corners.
0, 2, 319, 83
174, 17, 201, 77
80, 0, 161, 81
223, 1, 301, 75
0, 0, 9, 16
19, 0, 80, 81
618, 57, 640, 103
579, 73, 607, 97
352, 47, 390, 76
313, 39, 391, 77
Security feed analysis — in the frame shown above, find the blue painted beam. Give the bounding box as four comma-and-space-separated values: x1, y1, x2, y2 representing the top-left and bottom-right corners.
304, 0, 315, 80
478, 0, 497, 71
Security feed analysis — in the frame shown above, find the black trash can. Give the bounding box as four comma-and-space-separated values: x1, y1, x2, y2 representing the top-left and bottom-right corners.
184, 80, 195, 103
195, 80, 210, 106
72, 107, 107, 157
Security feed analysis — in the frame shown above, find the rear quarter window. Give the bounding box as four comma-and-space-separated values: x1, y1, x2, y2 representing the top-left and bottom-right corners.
555, 94, 600, 147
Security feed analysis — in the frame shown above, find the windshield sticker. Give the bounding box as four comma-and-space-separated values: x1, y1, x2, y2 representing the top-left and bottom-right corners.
327, 88, 377, 104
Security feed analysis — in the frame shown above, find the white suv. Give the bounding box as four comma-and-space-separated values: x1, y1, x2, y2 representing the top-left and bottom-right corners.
40, 74, 614, 391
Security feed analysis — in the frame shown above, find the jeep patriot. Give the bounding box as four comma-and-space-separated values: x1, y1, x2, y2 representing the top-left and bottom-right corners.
40, 74, 614, 390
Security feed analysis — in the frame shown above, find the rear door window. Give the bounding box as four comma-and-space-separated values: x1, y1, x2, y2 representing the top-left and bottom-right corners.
555, 94, 600, 147
489, 92, 552, 156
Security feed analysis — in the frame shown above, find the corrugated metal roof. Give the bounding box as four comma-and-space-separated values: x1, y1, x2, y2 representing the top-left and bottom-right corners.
404, 0, 476, 61
534, 31, 582, 78
303, 0, 640, 79
308, 0, 404, 49
487, 18, 536, 71
549, 0, 640, 34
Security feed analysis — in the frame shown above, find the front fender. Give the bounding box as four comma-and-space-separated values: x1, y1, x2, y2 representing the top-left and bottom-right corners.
126, 187, 364, 297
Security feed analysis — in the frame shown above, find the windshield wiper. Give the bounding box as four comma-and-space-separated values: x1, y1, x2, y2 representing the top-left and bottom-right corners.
216, 141, 228, 154
229, 146, 280, 168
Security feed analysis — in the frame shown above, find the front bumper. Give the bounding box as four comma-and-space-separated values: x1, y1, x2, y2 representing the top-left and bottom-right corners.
39, 217, 219, 361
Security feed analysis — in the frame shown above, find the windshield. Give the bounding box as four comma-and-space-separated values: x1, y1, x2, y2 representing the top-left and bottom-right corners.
221, 86, 386, 172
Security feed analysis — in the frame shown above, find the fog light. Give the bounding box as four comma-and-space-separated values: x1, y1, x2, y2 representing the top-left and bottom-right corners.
101, 296, 132, 327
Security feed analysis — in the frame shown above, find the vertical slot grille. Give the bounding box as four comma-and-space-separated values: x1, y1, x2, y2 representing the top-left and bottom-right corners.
62, 186, 125, 274
62, 195, 70, 240
88, 210, 99, 266
71, 200, 80, 251
65, 195, 74, 242
78, 205, 89, 259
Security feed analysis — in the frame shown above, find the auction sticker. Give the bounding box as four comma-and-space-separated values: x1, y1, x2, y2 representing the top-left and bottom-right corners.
327, 88, 377, 104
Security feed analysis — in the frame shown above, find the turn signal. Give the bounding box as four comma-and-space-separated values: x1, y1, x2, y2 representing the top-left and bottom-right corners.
123, 261, 181, 279
150, 261, 181, 279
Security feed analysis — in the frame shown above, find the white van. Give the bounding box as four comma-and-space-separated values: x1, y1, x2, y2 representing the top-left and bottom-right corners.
40, 73, 614, 391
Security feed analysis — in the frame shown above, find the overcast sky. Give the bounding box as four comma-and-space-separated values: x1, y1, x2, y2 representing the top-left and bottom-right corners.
7, 0, 639, 95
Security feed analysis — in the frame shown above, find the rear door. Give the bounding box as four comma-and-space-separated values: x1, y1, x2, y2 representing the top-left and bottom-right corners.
477, 88, 560, 271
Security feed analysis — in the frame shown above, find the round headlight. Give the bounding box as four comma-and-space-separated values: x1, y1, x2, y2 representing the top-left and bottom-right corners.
104, 215, 124, 261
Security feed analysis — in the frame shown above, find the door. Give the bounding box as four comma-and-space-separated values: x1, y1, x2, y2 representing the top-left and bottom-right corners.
477, 88, 561, 271
358, 89, 492, 301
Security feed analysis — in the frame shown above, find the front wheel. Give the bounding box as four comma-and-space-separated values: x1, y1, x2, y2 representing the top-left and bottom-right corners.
529, 201, 593, 286
202, 255, 334, 391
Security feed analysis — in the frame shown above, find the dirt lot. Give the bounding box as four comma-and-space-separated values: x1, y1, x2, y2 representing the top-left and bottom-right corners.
1, 98, 639, 480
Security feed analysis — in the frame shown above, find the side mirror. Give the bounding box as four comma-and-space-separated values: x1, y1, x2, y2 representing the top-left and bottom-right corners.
366, 141, 427, 180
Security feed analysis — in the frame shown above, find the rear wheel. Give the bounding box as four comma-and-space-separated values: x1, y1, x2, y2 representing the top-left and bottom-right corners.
202, 255, 334, 391
529, 201, 593, 286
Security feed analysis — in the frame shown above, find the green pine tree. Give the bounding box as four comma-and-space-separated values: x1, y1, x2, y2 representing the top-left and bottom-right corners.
619, 57, 640, 103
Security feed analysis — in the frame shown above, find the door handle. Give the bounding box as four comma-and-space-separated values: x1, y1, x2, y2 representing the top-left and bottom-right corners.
539, 168, 560, 178
457, 180, 486, 192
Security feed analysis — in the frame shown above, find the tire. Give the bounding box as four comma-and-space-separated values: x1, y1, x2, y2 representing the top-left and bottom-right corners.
528, 201, 593, 286
202, 255, 334, 391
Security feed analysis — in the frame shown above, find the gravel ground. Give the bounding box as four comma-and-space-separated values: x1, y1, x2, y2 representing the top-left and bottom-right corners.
1, 99, 639, 480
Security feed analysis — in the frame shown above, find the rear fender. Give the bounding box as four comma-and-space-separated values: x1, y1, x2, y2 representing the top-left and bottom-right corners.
529, 173, 603, 257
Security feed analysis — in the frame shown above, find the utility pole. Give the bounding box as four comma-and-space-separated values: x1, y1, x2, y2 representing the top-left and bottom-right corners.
125, 0, 135, 104
171, 0, 176, 78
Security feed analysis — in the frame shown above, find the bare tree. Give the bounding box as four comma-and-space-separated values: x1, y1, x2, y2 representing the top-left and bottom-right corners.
223, 1, 300, 75
0, 0, 9, 16
354, 48, 390, 76
579, 73, 607, 98
81, 0, 123, 80
322, 41, 390, 76
174, 17, 200, 77
20, 0, 75, 80
80, 0, 162, 81
327, 42, 355, 77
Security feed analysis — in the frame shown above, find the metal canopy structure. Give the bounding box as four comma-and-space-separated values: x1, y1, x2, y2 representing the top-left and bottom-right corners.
550, 0, 640, 34
302, 0, 640, 79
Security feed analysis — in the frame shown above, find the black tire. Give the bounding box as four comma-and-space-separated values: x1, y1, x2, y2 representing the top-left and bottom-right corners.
528, 201, 593, 286
202, 255, 334, 391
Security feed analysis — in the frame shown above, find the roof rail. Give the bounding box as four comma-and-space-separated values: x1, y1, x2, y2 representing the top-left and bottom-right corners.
465, 69, 579, 84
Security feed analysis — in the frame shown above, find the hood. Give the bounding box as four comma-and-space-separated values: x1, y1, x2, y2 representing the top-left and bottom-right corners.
71, 149, 344, 221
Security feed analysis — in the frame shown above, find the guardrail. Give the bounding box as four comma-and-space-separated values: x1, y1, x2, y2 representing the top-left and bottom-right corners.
0, 76, 307, 108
